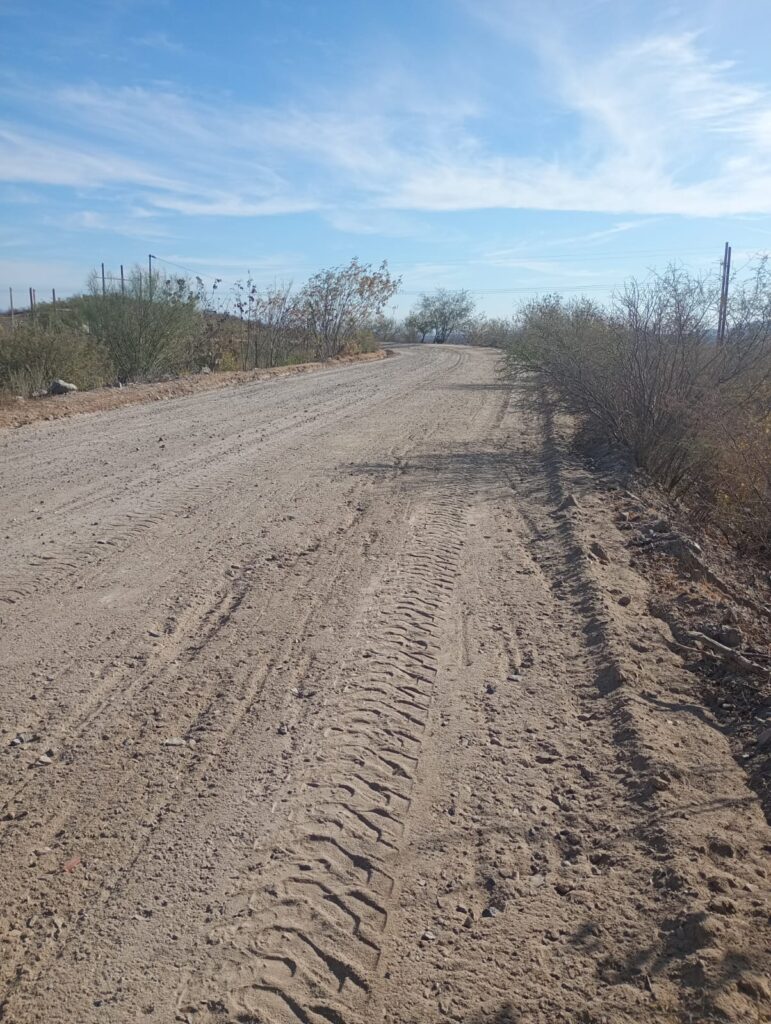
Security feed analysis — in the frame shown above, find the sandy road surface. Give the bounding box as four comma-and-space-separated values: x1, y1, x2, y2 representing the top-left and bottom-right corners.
1, 346, 769, 1024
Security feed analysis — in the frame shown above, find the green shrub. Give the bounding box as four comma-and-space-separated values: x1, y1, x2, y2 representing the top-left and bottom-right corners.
72, 269, 199, 381
0, 319, 111, 396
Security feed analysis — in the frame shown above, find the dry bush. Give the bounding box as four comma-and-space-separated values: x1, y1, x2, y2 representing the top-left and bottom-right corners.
1, 258, 402, 401
507, 263, 771, 554
0, 318, 111, 397
74, 268, 200, 380
298, 259, 400, 360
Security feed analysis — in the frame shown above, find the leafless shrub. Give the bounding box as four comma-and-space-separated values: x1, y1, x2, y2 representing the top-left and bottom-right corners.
507, 263, 771, 554
465, 315, 517, 348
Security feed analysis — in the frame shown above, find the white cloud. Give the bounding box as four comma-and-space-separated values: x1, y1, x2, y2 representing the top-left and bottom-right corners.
59, 209, 173, 239
131, 31, 185, 53
2, 28, 771, 221
373, 30, 771, 216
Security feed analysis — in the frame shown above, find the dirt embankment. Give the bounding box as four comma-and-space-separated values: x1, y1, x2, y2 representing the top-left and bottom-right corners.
0, 350, 386, 430
0, 346, 768, 1024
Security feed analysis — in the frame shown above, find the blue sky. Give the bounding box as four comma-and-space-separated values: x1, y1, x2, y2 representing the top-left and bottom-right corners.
2, 0, 771, 315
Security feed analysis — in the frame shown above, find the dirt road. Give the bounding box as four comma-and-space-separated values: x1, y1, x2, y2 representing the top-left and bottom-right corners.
1, 346, 769, 1024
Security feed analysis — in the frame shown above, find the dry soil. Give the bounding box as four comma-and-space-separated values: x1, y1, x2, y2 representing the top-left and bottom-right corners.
0, 345, 768, 1024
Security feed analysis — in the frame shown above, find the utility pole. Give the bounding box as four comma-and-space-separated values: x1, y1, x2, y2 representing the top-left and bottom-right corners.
101, 262, 106, 297
9, 287, 14, 330
717, 241, 731, 344
52, 289, 57, 316
29, 287, 34, 322
148, 253, 155, 298
120, 264, 125, 296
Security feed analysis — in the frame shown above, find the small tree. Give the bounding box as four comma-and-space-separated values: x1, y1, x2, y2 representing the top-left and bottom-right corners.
298, 258, 400, 360
369, 312, 400, 347
404, 309, 433, 344
409, 289, 475, 344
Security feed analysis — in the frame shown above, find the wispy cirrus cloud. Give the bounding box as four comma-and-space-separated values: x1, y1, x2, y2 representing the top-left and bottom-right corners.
378, 30, 771, 216
2, 26, 771, 223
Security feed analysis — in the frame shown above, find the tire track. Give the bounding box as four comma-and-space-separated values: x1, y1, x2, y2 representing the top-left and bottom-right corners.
0, 352, 456, 608
186, 504, 466, 1024
0, 500, 375, 1014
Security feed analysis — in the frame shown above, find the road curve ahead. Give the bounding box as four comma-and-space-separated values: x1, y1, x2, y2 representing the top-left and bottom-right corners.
1, 345, 769, 1024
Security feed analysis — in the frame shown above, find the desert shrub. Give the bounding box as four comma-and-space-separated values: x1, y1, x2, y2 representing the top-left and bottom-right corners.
0, 318, 111, 396
1, 257, 401, 398
72, 268, 200, 380
297, 259, 400, 360
507, 263, 771, 554
465, 315, 517, 348
350, 330, 381, 354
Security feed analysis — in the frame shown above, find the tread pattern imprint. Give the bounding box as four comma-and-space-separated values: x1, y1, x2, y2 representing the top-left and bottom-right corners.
182, 500, 466, 1024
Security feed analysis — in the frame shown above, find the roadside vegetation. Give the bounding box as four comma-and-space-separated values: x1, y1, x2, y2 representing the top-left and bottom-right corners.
505, 262, 771, 556
4, 258, 767, 555
0, 258, 399, 399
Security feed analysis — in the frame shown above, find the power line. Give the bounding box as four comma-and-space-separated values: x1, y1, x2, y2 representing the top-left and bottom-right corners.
150, 255, 222, 282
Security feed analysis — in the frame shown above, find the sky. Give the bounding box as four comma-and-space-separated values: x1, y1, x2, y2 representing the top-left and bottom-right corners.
2, 0, 771, 316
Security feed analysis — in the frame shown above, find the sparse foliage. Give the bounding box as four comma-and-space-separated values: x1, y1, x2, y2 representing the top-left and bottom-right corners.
0, 257, 399, 398
506, 263, 771, 553
465, 315, 516, 348
404, 309, 433, 344
297, 259, 400, 360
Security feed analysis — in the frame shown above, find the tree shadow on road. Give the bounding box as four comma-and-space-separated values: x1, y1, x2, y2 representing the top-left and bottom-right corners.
349, 445, 516, 499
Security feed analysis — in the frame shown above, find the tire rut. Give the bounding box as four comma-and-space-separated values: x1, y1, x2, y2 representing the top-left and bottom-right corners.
184, 504, 467, 1024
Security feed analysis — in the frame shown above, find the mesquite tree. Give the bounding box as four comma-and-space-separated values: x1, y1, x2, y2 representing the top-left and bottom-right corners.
409, 288, 475, 344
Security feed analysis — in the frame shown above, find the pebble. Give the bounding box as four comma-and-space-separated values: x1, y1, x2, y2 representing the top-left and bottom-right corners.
10, 731, 36, 746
